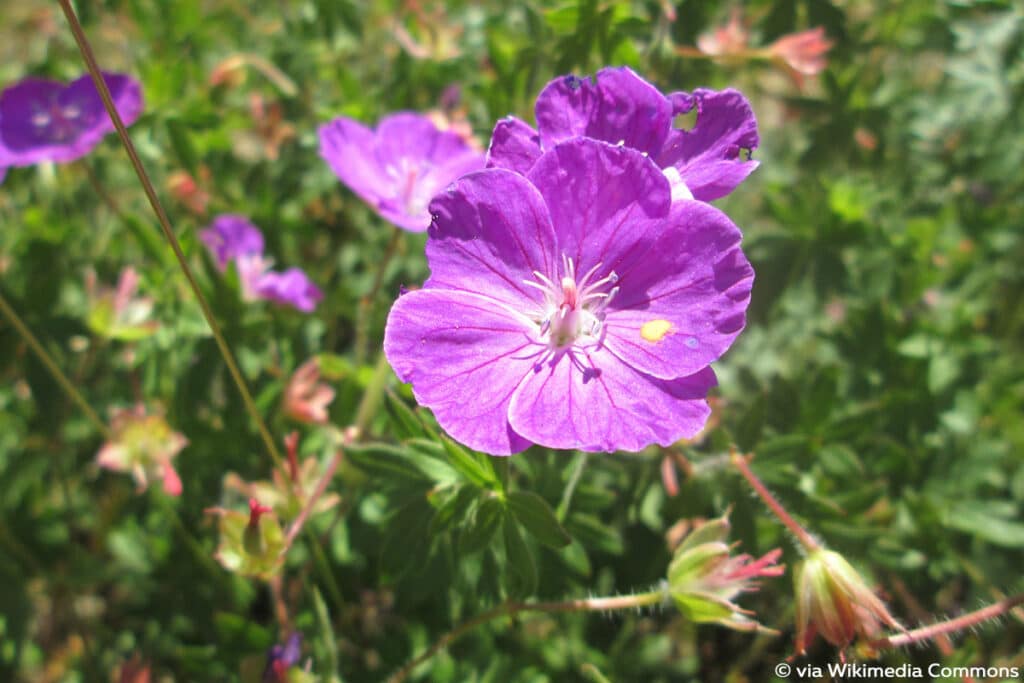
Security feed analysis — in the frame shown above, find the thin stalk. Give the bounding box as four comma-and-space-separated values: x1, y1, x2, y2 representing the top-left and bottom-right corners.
354, 352, 393, 437
730, 449, 820, 552
386, 590, 665, 683
57, 0, 283, 469
355, 228, 403, 364
874, 594, 1024, 649
79, 160, 124, 219
556, 452, 587, 522
0, 290, 111, 439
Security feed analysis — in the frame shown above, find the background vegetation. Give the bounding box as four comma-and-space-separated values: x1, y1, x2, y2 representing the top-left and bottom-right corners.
1, 0, 1023, 680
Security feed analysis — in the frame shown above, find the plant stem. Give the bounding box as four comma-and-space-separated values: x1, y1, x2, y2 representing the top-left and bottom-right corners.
556, 452, 587, 522
873, 594, 1024, 649
730, 448, 820, 552
355, 227, 402, 364
354, 352, 393, 437
57, 0, 283, 469
386, 590, 665, 683
79, 160, 124, 219
0, 290, 111, 440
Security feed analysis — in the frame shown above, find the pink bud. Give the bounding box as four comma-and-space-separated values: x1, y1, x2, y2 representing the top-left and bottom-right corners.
769, 27, 834, 78
283, 357, 335, 424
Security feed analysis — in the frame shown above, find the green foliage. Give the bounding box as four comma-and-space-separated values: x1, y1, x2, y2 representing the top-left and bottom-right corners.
1, 0, 1023, 681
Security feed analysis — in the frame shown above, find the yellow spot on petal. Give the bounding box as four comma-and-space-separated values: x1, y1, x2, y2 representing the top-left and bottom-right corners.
640, 319, 673, 342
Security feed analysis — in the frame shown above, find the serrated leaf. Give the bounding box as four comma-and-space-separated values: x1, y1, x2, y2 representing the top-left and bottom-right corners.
508, 491, 572, 549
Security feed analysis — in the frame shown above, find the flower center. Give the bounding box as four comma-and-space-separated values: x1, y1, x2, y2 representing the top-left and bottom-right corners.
524, 255, 619, 349
386, 158, 431, 217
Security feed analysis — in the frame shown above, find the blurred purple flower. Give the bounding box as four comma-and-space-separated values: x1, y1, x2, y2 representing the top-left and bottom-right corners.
487, 66, 759, 202
255, 268, 323, 313
318, 112, 485, 232
0, 72, 142, 167
199, 214, 264, 269
263, 632, 302, 683
200, 215, 322, 313
384, 138, 753, 455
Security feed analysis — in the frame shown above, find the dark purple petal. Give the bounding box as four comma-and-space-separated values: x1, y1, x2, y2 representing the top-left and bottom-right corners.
526, 138, 670, 282
319, 112, 484, 232
534, 67, 673, 156
655, 88, 759, 201
384, 289, 539, 455
256, 268, 323, 313
0, 72, 142, 166
200, 214, 265, 269
425, 168, 558, 309
602, 200, 753, 379
508, 350, 716, 452
485, 116, 541, 174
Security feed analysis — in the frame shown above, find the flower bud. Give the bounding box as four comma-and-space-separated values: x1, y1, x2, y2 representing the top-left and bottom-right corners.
207, 498, 285, 579
96, 404, 186, 495
667, 514, 784, 632
794, 548, 900, 654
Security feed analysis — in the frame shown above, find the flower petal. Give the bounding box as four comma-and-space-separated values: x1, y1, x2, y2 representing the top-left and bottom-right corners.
486, 116, 541, 174
425, 167, 558, 309
526, 138, 670, 279
384, 288, 541, 455
255, 268, 323, 312
319, 117, 393, 215
602, 199, 753, 379
535, 67, 673, 156
508, 349, 716, 452
656, 88, 759, 201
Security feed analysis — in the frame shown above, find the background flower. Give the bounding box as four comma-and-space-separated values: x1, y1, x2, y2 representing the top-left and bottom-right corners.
319, 111, 485, 232
385, 138, 753, 454
0, 71, 142, 167
486, 66, 759, 202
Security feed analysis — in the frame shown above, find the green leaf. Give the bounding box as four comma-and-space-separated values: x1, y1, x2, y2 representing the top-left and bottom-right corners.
566, 514, 624, 555
345, 443, 433, 483
507, 491, 572, 549
502, 516, 538, 598
440, 436, 498, 489
459, 496, 504, 555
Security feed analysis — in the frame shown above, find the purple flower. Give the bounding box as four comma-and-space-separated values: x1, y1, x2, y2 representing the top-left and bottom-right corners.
255, 268, 323, 313
0, 72, 142, 167
384, 138, 753, 455
487, 67, 759, 202
200, 214, 322, 313
199, 214, 265, 269
319, 112, 485, 232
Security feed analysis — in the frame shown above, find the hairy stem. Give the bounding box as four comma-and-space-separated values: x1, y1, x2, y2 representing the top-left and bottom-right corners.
58, 0, 283, 469
387, 590, 665, 683
0, 290, 111, 439
730, 448, 820, 552
874, 594, 1024, 649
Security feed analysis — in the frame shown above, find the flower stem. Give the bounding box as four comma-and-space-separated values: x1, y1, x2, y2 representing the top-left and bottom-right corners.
354, 351, 393, 437
556, 452, 588, 522
79, 159, 124, 219
0, 290, 111, 440
57, 0, 283, 470
873, 594, 1024, 649
386, 590, 665, 683
356, 227, 403, 364
730, 448, 820, 552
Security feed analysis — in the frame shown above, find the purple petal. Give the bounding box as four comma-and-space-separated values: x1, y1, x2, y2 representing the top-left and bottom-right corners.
0, 72, 142, 166
256, 268, 323, 313
424, 168, 558, 310
200, 214, 265, 269
602, 200, 754, 379
319, 112, 484, 233
485, 116, 541, 174
526, 138, 670, 282
508, 350, 716, 452
319, 117, 393, 216
655, 88, 759, 201
384, 289, 539, 455
534, 67, 673, 156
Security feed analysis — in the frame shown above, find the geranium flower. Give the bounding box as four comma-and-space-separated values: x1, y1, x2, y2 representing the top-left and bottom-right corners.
255, 268, 323, 313
318, 112, 485, 232
0, 72, 142, 168
96, 404, 186, 495
487, 66, 759, 202
384, 138, 753, 455
199, 214, 322, 312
